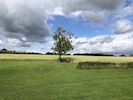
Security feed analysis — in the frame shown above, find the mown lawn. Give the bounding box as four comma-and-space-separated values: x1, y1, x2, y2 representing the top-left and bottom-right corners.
0, 60, 133, 100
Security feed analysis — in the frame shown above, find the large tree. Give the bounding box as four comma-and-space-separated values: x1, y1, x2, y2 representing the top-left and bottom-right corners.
52, 27, 73, 62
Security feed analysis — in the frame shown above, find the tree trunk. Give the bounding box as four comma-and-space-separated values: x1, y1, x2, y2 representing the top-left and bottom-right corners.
58, 54, 61, 62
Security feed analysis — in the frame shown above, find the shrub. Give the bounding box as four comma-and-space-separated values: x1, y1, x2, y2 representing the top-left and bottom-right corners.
119, 54, 126, 57
127, 62, 133, 68
59, 58, 74, 63
77, 62, 133, 70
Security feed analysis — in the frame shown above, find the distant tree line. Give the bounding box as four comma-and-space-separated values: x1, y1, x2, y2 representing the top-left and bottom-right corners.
45, 52, 133, 57
119, 54, 126, 57
0, 48, 15, 54
73, 53, 114, 56
45, 52, 114, 56
1, 49, 133, 57
130, 54, 133, 57
0, 48, 42, 55
45, 52, 71, 55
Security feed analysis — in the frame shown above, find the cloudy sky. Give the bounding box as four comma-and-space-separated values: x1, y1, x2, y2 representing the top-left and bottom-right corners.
0, 0, 133, 55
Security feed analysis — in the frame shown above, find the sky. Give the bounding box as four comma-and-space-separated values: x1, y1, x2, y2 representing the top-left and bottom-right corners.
0, 0, 133, 55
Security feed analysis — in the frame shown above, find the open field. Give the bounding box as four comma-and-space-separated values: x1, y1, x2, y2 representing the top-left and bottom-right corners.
0, 54, 133, 63
0, 54, 133, 100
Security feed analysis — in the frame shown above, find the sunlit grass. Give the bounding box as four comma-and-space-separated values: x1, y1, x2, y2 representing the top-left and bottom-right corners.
0, 54, 133, 99
0, 61, 133, 100
0, 54, 133, 63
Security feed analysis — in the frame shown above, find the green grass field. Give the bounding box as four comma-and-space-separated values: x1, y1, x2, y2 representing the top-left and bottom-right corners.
0, 54, 133, 100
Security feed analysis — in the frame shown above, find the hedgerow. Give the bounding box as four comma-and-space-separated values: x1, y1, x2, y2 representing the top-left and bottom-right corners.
77, 62, 133, 70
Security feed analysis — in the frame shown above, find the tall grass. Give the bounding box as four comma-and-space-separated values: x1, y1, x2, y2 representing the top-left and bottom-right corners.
0, 54, 133, 63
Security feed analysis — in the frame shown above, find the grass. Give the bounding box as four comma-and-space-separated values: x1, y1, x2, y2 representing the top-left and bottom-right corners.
0, 54, 133, 63
0, 54, 133, 99
0, 54, 58, 61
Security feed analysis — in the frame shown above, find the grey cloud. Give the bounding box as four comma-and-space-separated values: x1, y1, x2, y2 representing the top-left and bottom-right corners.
115, 28, 133, 34
17, 43, 31, 47
47, 0, 123, 25
112, 45, 133, 55
90, 0, 123, 11
88, 36, 114, 45
0, 0, 50, 43
61, 0, 123, 14
81, 11, 105, 25
0, 0, 124, 41
74, 36, 114, 46
99, 36, 114, 44
0, 0, 126, 49
59, 0, 123, 25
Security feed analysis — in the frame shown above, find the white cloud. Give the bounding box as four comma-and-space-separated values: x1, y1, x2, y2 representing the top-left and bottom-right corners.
116, 5, 133, 18
0, 36, 31, 48
114, 19, 133, 34
123, 5, 133, 16
26, 49, 40, 53
69, 11, 82, 18
0, 40, 3, 44
52, 7, 64, 16
0, 36, 54, 53
73, 32, 133, 54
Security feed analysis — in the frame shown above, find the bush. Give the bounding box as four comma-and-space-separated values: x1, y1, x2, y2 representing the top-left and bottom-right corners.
127, 62, 133, 68
129, 54, 133, 57
119, 54, 126, 57
59, 58, 74, 63
77, 62, 133, 70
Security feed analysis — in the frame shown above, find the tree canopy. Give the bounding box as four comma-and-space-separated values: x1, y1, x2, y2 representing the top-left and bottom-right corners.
52, 27, 73, 62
